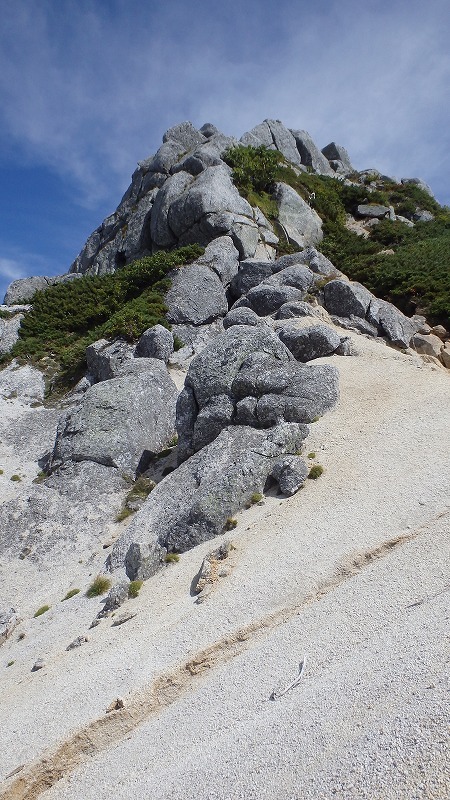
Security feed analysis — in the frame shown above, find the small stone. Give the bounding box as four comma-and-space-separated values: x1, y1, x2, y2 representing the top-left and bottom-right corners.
66, 636, 89, 651
430, 325, 448, 341
31, 658, 45, 672
106, 697, 124, 713
111, 611, 137, 626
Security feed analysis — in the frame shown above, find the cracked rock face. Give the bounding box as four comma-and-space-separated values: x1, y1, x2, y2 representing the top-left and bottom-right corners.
51, 365, 178, 476
176, 325, 339, 461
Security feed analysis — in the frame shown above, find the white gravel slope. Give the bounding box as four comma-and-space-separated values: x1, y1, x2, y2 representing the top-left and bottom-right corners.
1, 333, 449, 799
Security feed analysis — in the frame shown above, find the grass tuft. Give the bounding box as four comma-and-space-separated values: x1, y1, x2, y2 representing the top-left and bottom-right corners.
308, 464, 324, 479
250, 492, 263, 504
86, 576, 112, 598
34, 605, 50, 618
165, 553, 180, 564
62, 588, 80, 601
128, 580, 143, 598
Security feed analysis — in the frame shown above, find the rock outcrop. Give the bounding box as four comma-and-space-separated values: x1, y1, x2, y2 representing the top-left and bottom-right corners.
176, 324, 339, 461
51, 363, 178, 475
111, 422, 309, 574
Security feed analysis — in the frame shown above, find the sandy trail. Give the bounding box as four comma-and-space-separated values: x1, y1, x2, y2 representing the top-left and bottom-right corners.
1, 334, 449, 799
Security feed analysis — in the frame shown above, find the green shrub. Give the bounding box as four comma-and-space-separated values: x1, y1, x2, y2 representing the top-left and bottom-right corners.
250, 492, 263, 504
34, 605, 50, 617
223, 144, 283, 194
225, 517, 238, 531
308, 465, 324, 479
128, 580, 143, 599
10, 474, 21, 482
165, 553, 180, 564
115, 506, 133, 522
7, 245, 203, 390
0, 468, 3, 475
344, 232, 450, 321
307, 452, 316, 459
62, 588, 80, 601
86, 576, 112, 598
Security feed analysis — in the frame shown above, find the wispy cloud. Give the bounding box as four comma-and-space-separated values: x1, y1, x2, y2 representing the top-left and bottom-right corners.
0, 0, 449, 210
0, 257, 27, 284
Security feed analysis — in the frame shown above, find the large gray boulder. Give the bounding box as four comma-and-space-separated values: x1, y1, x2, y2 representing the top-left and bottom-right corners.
4, 276, 51, 305
112, 422, 309, 572
135, 325, 174, 362
223, 307, 265, 329
323, 280, 373, 318
140, 139, 186, 177
177, 325, 339, 459
165, 262, 228, 325
196, 235, 239, 287
271, 247, 340, 279
243, 120, 303, 166
86, 339, 135, 382
162, 121, 206, 150
230, 259, 274, 298
367, 298, 417, 348
277, 323, 343, 362
244, 284, 306, 316
231, 360, 339, 426
322, 281, 417, 348
51, 365, 178, 475
356, 204, 390, 219
150, 171, 194, 248
184, 325, 293, 408
276, 301, 323, 320
290, 130, 335, 176
241, 264, 315, 316
274, 183, 323, 249
167, 165, 259, 257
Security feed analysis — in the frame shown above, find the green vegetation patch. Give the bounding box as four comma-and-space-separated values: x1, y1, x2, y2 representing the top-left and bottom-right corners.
165, 553, 180, 564
128, 580, 143, 599
86, 576, 112, 598
223, 144, 283, 194
3, 245, 203, 390
34, 605, 51, 618
62, 588, 80, 601
224, 145, 450, 324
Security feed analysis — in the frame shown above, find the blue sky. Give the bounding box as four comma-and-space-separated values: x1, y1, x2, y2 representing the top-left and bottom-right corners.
1, 0, 449, 301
